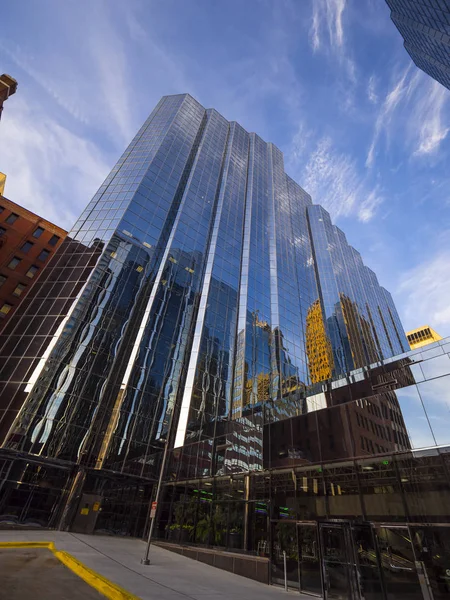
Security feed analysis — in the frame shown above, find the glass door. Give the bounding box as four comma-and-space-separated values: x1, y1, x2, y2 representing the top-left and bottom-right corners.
374, 526, 423, 600
297, 523, 322, 596
320, 523, 358, 599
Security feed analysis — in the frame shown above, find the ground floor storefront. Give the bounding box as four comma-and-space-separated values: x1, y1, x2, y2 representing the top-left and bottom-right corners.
2, 446, 450, 598
271, 519, 449, 599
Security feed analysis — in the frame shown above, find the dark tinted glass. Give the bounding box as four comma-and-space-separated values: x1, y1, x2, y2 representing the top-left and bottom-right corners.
21, 241, 34, 253
5, 213, 19, 225
33, 226, 45, 238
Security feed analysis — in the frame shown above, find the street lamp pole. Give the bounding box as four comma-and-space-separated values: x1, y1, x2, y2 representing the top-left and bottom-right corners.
141, 436, 171, 565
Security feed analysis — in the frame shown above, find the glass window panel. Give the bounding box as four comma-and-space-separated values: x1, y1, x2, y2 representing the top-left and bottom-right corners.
420, 354, 450, 380
394, 385, 435, 449
33, 226, 45, 238
0, 302, 13, 317
5, 212, 19, 224
8, 256, 21, 270
417, 376, 450, 447
21, 241, 34, 253
37, 249, 50, 262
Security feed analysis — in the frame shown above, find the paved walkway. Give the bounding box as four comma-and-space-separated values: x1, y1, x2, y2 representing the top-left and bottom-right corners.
0, 530, 309, 599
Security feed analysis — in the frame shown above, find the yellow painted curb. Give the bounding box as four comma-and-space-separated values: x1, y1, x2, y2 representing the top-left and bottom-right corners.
0, 541, 140, 600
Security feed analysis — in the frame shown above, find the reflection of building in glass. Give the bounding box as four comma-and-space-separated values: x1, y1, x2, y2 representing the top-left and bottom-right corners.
407, 324, 442, 349
386, 0, 450, 91
307, 206, 408, 379
306, 299, 334, 383
0, 95, 431, 599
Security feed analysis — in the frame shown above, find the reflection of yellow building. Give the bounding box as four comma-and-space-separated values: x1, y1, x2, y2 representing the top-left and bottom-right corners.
407, 325, 442, 349
306, 300, 334, 383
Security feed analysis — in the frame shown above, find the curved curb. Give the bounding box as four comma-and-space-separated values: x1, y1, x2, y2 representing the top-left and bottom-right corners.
0, 541, 140, 600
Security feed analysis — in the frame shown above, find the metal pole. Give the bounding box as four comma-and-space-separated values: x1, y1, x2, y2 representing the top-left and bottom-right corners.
140, 437, 171, 565
283, 550, 287, 591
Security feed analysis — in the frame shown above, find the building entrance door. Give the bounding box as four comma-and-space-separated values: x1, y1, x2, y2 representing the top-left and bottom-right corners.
374, 526, 427, 600
319, 522, 359, 599
297, 522, 322, 596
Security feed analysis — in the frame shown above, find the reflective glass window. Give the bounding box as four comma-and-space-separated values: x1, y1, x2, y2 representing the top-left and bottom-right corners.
25, 265, 39, 279
48, 234, 60, 247
5, 213, 19, 224
33, 226, 45, 238
418, 376, 450, 446
0, 302, 13, 317
37, 249, 50, 262
7, 256, 21, 270
12, 283, 27, 297
394, 385, 435, 449
20, 241, 34, 254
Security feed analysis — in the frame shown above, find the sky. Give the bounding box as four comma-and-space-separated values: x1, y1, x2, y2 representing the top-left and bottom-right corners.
0, 0, 449, 337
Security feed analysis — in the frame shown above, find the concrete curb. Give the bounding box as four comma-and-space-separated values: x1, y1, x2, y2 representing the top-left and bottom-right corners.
0, 541, 140, 600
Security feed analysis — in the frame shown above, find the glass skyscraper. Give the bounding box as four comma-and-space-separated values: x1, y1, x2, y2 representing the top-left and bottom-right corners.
386, 0, 450, 90
4, 95, 450, 599
0, 94, 407, 467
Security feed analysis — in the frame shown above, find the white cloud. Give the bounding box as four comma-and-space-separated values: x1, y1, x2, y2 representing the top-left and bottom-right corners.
366, 64, 416, 167
287, 134, 383, 222
310, 0, 346, 52
358, 187, 384, 222
367, 75, 378, 104
366, 66, 450, 167
0, 97, 110, 229
414, 81, 450, 156
399, 243, 450, 336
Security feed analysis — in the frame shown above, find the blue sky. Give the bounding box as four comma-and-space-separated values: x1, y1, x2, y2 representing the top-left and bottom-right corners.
1, 0, 449, 336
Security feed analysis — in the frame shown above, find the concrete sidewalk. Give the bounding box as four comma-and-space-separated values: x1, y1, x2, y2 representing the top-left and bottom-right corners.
0, 530, 309, 600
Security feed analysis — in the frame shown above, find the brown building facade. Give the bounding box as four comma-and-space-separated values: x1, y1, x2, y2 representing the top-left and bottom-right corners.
0, 74, 17, 122
0, 192, 67, 331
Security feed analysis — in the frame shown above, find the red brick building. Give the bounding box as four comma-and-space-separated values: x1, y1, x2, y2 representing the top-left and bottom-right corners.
0, 74, 17, 122
0, 189, 67, 331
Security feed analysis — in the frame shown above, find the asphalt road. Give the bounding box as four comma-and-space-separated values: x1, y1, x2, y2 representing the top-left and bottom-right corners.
0, 548, 103, 600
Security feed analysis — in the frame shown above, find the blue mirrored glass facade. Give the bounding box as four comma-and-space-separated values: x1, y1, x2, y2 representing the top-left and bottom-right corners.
0, 94, 408, 477
386, 0, 450, 90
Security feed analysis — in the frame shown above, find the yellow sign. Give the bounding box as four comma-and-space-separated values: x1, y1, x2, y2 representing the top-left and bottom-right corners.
93, 502, 101, 512
81, 508, 89, 515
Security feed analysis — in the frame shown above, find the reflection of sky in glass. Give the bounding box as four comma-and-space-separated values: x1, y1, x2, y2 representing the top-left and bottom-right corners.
395, 385, 435, 449
418, 375, 450, 446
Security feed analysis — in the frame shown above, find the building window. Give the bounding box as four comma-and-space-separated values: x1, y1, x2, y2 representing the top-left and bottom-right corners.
33, 226, 45, 238
5, 213, 19, 225
48, 234, 60, 247
21, 241, 34, 254
0, 274, 6, 287
0, 206, 4, 213
12, 283, 26, 297
26, 265, 38, 279
37, 249, 50, 262
0, 227, 6, 236
0, 303, 12, 318
8, 256, 21, 270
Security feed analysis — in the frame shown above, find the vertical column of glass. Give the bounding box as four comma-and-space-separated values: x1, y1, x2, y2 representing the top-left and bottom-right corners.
332, 226, 370, 369
267, 144, 281, 407
337, 244, 379, 365
348, 249, 386, 362
6, 95, 206, 461
287, 178, 333, 386
307, 205, 352, 377
270, 145, 306, 421
172, 121, 249, 447
97, 109, 231, 475
381, 287, 409, 353
362, 266, 395, 359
